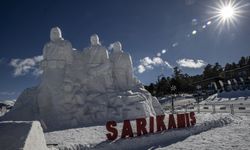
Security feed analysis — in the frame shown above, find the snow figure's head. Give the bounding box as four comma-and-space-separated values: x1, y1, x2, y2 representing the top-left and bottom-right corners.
90, 34, 100, 46
50, 27, 63, 42
112, 41, 123, 53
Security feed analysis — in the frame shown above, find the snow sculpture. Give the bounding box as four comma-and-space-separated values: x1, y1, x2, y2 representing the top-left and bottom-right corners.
38, 27, 75, 129
1, 27, 164, 131
110, 41, 135, 90
42, 27, 73, 68
83, 34, 113, 93
40, 27, 73, 94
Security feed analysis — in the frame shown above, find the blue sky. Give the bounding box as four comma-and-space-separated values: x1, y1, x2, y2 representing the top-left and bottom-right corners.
0, 0, 250, 100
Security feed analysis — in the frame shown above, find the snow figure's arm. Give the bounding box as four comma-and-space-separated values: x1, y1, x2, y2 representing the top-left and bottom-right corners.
90, 63, 110, 75
65, 40, 73, 50
125, 53, 136, 87
42, 44, 49, 60
64, 40, 73, 64
41, 44, 49, 70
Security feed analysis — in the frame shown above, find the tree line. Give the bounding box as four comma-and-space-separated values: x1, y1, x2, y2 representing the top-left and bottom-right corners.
145, 56, 250, 97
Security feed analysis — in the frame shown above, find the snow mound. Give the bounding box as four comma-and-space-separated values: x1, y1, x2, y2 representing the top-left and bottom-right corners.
45, 113, 235, 150
0, 121, 48, 150
0, 100, 16, 117
218, 89, 250, 98
202, 89, 250, 104
0, 100, 15, 106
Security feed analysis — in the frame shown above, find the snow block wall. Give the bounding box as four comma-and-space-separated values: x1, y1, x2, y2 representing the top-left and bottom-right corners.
1, 27, 164, 131
0, 121, 48, 150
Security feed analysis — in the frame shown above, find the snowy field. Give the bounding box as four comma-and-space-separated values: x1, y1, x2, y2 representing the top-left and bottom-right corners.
157, 114, 250, 150
45, 113, 235, 150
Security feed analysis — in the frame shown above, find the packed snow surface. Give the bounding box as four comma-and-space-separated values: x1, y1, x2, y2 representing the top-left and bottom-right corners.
157, 114, 250, 150
45, 113, 235, 150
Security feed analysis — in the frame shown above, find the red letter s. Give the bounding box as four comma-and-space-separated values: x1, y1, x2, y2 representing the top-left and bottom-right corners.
106, 121, 118, 140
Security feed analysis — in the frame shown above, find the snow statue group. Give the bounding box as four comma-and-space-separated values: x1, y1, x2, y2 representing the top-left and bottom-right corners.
1, 27, 163, 131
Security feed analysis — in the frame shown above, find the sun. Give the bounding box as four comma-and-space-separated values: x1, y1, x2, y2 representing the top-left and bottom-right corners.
220, 5, 235, 20
207, 0, 246, 29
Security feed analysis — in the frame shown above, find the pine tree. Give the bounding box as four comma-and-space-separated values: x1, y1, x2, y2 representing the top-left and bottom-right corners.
238, 56, 246, 67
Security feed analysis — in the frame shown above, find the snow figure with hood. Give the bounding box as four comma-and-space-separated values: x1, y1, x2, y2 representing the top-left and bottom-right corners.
41, 27, 73, 86
110, 41, 135, 91
38, 27, 74, 129
83, 34, 113, 93
42, 27, 73, 69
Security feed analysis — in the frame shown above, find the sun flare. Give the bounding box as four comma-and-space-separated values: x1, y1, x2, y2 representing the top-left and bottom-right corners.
220, 5, 235, 19
208, 0, 246, 28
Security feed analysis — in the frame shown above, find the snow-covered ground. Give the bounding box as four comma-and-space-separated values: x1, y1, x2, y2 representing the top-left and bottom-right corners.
159, 94, 196, 110
45, 113, 235, 150
156, 114, 250, 150
161, 90, 250, 114
160, 90, 250, 107
155, 90, 250, 150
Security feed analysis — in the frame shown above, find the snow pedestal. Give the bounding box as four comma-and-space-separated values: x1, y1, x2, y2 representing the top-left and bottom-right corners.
1, 27, 164, 131
0, 121, 48, 150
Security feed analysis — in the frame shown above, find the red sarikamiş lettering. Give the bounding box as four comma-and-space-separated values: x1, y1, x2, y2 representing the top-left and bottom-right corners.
106, 112, 196, 140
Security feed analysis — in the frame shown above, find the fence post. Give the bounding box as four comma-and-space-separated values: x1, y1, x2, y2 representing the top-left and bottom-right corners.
197, 103, 200, 113
230, 104, 234, 115
212, 104, 216, 114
